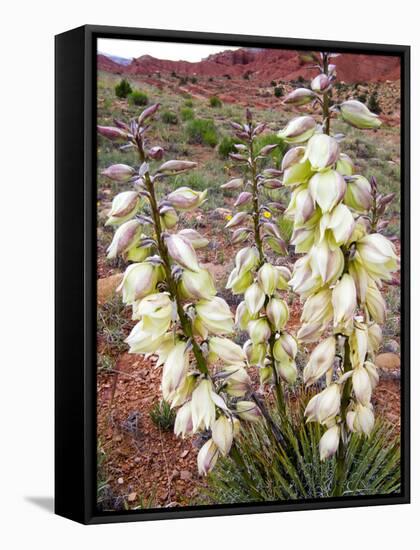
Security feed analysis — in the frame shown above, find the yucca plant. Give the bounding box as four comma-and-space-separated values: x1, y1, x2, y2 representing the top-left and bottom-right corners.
203, 395, 400, 503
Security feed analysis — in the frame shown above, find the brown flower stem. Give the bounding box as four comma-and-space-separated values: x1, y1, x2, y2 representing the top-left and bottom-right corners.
333, 338, 352, 496
136, 140, 208, 375
248, 135, 286, 417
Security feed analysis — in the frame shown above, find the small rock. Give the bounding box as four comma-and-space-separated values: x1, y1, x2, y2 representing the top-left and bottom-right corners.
180, 470, 192, 481
383, 339, 400, 354
211, 207, 231, 220
97, 273, 123, 305
375, 353, 400, 371
127, 492, 137, 502
117, 477, 124, 485
180, 449, 189, 458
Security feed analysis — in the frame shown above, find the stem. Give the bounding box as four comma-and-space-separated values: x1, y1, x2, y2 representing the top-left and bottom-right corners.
136, 140, 208, 375
322, 53, 331, 136
333, 338, 352, 496
248, 135, 286, 417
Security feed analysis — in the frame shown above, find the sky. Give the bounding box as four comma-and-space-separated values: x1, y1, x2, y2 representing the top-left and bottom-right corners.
98, 38, 239, 62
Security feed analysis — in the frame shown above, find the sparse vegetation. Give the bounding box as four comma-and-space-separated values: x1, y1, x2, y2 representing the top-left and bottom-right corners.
180, 107, 194, 121
274, 85, 284, 97
150, 400, 176, 431
128, 90, 148, 106
161, 110, 178, 124
185, 118, 218, 147
209, 95, 222, 108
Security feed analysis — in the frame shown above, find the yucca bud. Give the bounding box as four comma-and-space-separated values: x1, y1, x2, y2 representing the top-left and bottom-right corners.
225, 211, 249, 229
301, 288, 333, 327
297, 322, 325, 343
367, 323, 382, 355
303, 336, 336, 386
209, 336, 247, 365
138, 102, 160, 124
257, 263, 277, 296
148, 146, 164, 160
244, 340, 267, 366
195, 296, 234, 335
283, 88, 317, 105
332, 274, 357, 331
248, 318, 271, 344
273, 333, 298, 363
161, 340, 189, 400
159, 206, 178, 229
259, 144, 279, 156
309, 170, 346, 213
319, 424, 340, 461
365, 281, 386, 323
364, 360, 379, 389
352, 365, 372, 406
212, 416, 234, 456
171, 373, 197, 408
319, 204, 355, 246
266, 298, 289, 331
179, 268, 216, 300
344, 175, 373, 212
235, 301, 253, 330
347, 403, 374, 436
226, 268, 254, 295
305, 383, 341, 424
166, 234, 200, 272
278, 116, 317, 144
101, 163, 136, 182
349, 325, 368, 368
231, 227, 252, 244
222, 365, 251, 397
311, 73, 331, 93
266, 236, 288, 255
174, 401, 194, 438
259, 366, 273, 385
357, 233, 398, 281
287, 186, 316, 225
281, 146, 306, 171
167, 187, 207, 211
221, 178, 244, 190
197, 438, 219, 476
178, 228, 209, 249
277, 361, 297, 384
348, 259, 369, 304
107, 219, 142, 259
336, 153, 354, 176
234, 192, 253, 207
236, 401, 262, 422
304, 134, 340, 171
125, 319, 166, 355
283, 159, 313, 187
191, 379, 216, 431
157, 160, 197, 174
106, 191, 141, 225
97, 125, 130, 141
126, 243, 151, 263
133, 292, 173, 333
245, 283, 265, 315
117, 261, 158, 304
235, 246, 260, 276
310, 240, 344, 284
275, 266, 292, 290
339, 100, 381, 129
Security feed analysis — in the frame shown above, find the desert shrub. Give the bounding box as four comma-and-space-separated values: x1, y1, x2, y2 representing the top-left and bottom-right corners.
185, 118, 218, 147
184, 98, 193, 108
150, 400, 176, 431
218, 135, 239, 158
203, 399, 400, 503
208, 77, 214, 82
223, 74, 232, 80
243, 70, 252, 80
180, 107, 194, 121
179, 76, 188, 85
274, 85, 284, 98
170, 70, 177, 78
368, 90, 381, 114
190, 76, 198, 84
209, 95, 222, 108
270, 80, 277, 87
128, 90, 148, 106
161, 110, 178, 124
115, 78, 132, 99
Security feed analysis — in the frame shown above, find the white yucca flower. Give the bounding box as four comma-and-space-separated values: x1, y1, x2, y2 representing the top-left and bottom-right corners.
305, 383, 341, 425
211, 416, 234, 456
332, 274, 357, 332
161, 340, 189, 401
303, 336, 336, 386
197, 438, 219, 476
244, 282, 266, 315
309, 169, 346, 213
195, 296, 234, 335
319, 424, 340, 461
209, 337, 247, 365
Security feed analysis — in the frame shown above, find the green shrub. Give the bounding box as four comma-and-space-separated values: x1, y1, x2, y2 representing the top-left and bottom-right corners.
218, 135, 239, 158
270, 80, 277, 87
185, 119, 218, 147
368, 90, 381, 114
209, 96, 222, 108
180, 107, 194, 121
184, 98, 193, 108
150, 400, 175, 431
274, 86, 284, 98
115, 78, 132, 99
203, 398, 400, 503
161, 110, 178, 124
191, 76, 198, 84
128, 90, 148, 106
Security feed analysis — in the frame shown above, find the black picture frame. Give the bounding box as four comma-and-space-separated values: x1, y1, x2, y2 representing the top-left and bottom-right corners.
55, 24, 411, 525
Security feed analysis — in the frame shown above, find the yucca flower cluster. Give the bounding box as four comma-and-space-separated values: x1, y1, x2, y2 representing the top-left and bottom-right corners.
98, 104, 262, 475
222, 109, 297, 413
279, 52, 398, 466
